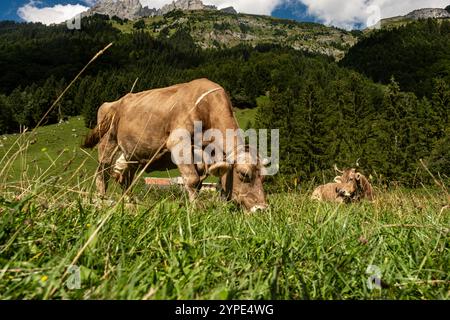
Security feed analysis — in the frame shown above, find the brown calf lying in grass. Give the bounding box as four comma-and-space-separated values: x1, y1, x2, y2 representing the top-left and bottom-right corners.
311, 182, 357, 204
334, 166, 375, 201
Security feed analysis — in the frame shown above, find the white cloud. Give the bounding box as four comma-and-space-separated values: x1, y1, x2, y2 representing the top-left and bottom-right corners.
17, 1, 88, 25
140, 0, 283, 15
297, 0, 450, 29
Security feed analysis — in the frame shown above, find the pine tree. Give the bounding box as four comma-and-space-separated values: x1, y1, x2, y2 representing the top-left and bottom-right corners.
0, 94, 15, 134
83, 77, 104, 128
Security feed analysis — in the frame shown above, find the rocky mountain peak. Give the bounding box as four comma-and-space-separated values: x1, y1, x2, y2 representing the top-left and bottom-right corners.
158, 0, 217, 15
405, 8, 450, 20
86, 0, 155, 20
85, 0, 237, 20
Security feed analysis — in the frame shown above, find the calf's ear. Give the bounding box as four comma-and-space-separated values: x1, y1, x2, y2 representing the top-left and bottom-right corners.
261, 158, 271, 166
208, 162, 231, 177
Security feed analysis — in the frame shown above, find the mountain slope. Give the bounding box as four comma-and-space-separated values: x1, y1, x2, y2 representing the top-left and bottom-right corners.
110, 10, 357, 60
81, 0, 357, 59
373, 7, 450, 30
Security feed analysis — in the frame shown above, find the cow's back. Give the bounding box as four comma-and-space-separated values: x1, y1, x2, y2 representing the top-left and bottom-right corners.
114, 79, 232, 161
118, 79, 225, 127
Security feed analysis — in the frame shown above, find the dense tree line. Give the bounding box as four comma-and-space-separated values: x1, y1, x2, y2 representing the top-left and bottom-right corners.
341, 19, 450, 99
257, 72, 449, 186
0, 15, 448, 185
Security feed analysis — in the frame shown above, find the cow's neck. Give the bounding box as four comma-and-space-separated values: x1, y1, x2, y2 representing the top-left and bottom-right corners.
218, 111, 245, 161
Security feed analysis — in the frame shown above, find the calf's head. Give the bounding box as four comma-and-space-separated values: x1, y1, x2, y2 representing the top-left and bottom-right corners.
207, 150, 268, 212
336, 182, 357, 203
334, 165, 375, 201
334, 166, 362, 184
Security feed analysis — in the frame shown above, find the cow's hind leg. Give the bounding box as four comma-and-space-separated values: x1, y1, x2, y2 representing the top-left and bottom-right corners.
95, 163, 110, 196
122, 165, 138, 191
95, 136, 118, 196
120, 164, 139, 203
109, 152, 139, 202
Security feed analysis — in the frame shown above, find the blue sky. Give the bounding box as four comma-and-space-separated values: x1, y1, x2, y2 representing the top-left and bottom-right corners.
1, 1, 89, 21
1, 0, 23, 20
1, 1, 449, 30
0, 1, 317, 22
272, 1, 317, 23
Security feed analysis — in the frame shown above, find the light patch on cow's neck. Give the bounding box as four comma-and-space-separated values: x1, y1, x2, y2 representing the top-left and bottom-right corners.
195, 86, 243, 164
195, 88, 223, 107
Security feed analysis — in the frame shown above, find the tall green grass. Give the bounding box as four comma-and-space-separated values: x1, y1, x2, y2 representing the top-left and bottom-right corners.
0, 185, 448, 299
0, 117, 448, 300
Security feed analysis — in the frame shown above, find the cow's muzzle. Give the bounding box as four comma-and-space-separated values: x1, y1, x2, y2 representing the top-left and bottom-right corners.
250, 204, 268, 213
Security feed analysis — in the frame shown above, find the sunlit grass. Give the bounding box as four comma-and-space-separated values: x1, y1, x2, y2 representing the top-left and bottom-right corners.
0, 180, 448, 299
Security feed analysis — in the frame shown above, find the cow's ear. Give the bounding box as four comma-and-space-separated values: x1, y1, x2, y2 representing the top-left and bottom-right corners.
261, 158, 271, 166
208, 162, 231, 177
334, 176, 342, 183
355, 173, 362, 181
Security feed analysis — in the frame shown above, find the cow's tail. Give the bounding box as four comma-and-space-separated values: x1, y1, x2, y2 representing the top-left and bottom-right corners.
82, 112, 116, 149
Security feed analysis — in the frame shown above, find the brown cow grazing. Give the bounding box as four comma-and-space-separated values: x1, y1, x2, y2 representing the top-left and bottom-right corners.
311, 182, 357, 203
334, 165, 375, 201
83, 78, 269, 212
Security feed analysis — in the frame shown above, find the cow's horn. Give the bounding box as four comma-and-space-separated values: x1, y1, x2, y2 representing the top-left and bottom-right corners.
334, 164, 344, 174
356, 158, 361, 168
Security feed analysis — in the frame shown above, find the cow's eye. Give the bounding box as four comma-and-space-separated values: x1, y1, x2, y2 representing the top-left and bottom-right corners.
238, 171, 252, 182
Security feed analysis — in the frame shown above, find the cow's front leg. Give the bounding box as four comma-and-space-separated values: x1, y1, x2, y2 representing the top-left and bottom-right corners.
166, 129, 201, 202
166, 131, 202, 201
178, 164, 202, 202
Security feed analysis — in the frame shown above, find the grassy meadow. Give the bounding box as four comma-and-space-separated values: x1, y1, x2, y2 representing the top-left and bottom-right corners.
0, 113, 449, 300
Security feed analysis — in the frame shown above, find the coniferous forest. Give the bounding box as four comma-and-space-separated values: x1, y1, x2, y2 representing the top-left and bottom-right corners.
0, 15, 448, 186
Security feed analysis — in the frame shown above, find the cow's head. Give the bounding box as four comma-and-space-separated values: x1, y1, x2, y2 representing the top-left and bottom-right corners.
207, 150, 268, 213
334, 165, 374, 201
336, 182, 357, 203
334, 166, 361, 184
